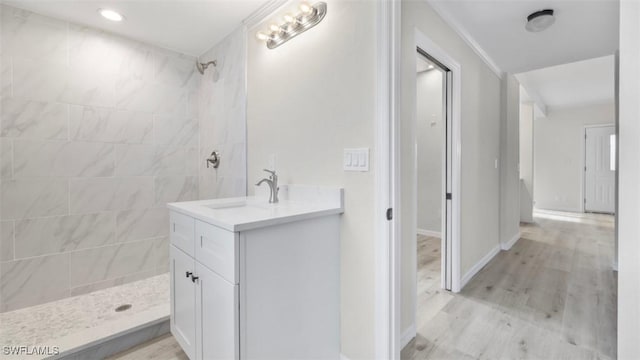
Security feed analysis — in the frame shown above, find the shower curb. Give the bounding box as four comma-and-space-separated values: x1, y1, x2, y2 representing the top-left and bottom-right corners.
45, 317, 169, 360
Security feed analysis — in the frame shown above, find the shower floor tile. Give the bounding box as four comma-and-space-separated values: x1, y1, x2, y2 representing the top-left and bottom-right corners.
0, 273, 169, 357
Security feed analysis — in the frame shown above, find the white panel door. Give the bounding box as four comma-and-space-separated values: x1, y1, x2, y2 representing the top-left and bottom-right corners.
585, 125, 616, 213
195, 262, 239, 360
170, 245, 197, 360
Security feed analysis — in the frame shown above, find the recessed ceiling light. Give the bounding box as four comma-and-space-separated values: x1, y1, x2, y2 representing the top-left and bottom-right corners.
525, 9, 555, 32
99, 9, 124, 22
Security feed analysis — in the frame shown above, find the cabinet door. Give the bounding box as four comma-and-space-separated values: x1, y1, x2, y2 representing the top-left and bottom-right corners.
195, 262, 239, 360
171, 245, 197, 360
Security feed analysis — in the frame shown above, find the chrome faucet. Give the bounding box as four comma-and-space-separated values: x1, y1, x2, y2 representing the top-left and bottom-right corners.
256, 169, 279, 203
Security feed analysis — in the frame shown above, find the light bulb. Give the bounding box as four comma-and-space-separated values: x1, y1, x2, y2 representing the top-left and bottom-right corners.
270, 24, 281, 33
284, 13, 297, 24
98, 9, 124, 22
300, 2, 313, 14
256, 31, 270, 41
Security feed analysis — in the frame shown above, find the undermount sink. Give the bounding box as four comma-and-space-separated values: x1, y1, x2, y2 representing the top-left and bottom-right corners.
204, 200, 268, 210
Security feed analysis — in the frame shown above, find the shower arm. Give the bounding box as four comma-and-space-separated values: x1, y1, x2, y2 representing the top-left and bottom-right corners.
196, 60, 217, 74
202, 60, 217, 68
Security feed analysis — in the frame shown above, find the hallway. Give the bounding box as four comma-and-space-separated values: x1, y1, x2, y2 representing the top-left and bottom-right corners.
402, 210, 616, 359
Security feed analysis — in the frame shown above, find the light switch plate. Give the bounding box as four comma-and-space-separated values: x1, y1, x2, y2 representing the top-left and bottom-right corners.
344, 148, 369, 172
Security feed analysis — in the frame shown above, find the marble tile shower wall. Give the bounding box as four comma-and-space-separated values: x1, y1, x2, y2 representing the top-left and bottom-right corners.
198, 28, 247, 199
0, 5, 203, 312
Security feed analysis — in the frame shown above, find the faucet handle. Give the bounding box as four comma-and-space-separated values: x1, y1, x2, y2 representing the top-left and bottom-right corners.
263, 169, 276, 177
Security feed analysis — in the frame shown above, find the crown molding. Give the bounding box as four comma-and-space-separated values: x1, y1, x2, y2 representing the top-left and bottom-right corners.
243, 0, 290, 30
426, 0, 504, 79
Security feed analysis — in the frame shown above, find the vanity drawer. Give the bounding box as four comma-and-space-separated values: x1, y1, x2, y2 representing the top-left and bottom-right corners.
170, 212, 195, 256
195, 220, 238, 284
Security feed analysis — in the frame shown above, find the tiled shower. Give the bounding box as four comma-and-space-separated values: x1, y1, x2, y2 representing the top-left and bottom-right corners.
0, 3, 246, 315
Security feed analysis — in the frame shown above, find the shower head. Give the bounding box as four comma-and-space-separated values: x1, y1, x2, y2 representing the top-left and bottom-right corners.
196, 60, 217, 74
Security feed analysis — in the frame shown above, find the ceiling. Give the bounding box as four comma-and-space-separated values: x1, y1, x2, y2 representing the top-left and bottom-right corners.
2, 0, 271, 56
516, 55, 615, 109
429, 0, 619, 73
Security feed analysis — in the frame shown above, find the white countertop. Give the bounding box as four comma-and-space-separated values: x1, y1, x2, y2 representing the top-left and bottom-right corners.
167, 185, 344, 232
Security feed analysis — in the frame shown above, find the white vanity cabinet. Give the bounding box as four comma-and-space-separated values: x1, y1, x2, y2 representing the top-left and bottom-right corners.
168, 186, 343, 360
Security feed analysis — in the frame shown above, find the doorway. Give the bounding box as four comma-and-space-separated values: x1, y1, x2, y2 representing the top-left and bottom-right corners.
396, 29, 463, 352
415, 48, 451, 291
584, 124, 616, 214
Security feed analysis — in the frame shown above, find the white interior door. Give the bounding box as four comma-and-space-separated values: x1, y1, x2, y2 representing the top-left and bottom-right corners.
585, 125, 616, 213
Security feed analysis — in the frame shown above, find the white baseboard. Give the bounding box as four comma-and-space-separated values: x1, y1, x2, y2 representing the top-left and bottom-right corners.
500, 232, 521, 251
460, 244, 500, 289
534, 205, 583, 214
400, 323, 416, 350
417, 228, 441, 238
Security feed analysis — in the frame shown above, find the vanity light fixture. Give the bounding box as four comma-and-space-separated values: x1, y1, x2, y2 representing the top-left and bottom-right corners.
98, 8, 125, 22
256, 1, 327, 49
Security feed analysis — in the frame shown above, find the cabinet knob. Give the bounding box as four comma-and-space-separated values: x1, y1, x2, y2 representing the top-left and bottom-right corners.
191, 275, 199, 283
186, 271, 193, 278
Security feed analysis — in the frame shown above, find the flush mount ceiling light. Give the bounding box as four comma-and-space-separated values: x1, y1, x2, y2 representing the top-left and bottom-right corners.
98, 9, 125, 22
525, 9, 555, 32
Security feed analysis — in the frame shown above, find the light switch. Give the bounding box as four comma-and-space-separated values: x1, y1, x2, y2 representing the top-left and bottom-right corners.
344, 148, 369, 172
344, 153, 352, 166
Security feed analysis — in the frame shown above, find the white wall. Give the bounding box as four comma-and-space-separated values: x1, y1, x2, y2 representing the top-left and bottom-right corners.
246, 1, 377, 357
617, 2, 640, 358
519, 102, 534, 222
533, 102, 615, 212
400, 0, 501, 334
499, 75, 521, 246
417, 69, 443, 234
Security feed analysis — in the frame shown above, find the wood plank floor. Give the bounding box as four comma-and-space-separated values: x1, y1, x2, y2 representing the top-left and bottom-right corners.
109, 210, 616, 360
106, 334, 187, 360
402, 210, 616, 360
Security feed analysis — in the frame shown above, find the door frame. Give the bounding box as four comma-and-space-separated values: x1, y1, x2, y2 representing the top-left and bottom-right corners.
373, 16, 463, 356
582, 123, 616, 213
373, 0, 400, 358
403, 28, 463, 343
